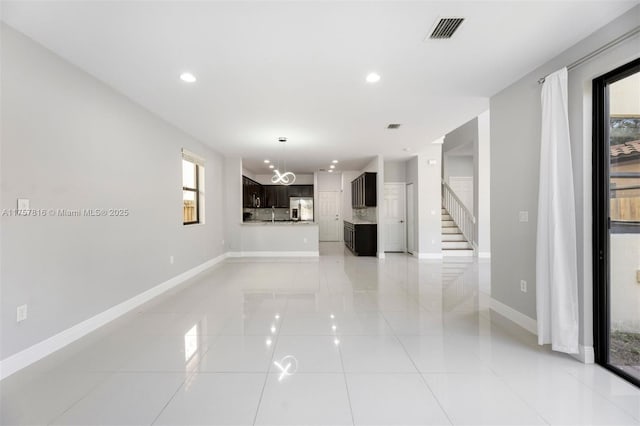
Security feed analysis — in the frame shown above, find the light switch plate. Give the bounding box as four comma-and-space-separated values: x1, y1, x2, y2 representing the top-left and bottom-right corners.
519, 211, 529, 222
17, 304, 27, 322
17, 198, 29, 210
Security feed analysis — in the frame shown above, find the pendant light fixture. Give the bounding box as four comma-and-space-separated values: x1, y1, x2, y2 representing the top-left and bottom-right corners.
271, 137, 296, 185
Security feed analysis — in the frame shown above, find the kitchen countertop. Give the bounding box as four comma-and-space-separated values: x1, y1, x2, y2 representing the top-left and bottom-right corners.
344, 218, 377, 225
242, 220, 316, 226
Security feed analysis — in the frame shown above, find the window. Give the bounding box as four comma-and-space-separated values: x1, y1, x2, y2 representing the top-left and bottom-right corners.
593, 58, 640, 388
182, 149, 205, 225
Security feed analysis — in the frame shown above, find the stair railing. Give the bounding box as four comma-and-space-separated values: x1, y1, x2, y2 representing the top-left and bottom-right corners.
442, 180, 476, 246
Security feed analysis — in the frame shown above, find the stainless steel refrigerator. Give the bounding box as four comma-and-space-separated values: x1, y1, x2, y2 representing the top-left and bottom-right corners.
289, 197, 313, 221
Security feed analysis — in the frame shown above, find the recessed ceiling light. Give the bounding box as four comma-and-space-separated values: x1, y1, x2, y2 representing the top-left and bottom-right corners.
269, 165, 274, 169
179, 72, 197, 83
332, 160, 339, 164
366, 72, 381, 83
264, 159, 270, 164
328, 169, 334, 173
330, 165, 335, 169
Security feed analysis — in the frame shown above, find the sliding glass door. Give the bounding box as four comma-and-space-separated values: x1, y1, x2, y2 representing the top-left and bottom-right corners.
593, 58, 640, 387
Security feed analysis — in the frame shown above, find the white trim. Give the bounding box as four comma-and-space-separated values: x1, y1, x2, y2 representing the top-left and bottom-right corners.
378, 252, 386, 259
418, 252, 443, 259
0, 253, 228, 381
490, 297, 538, 335
572, 345, 595, 364
227, 251, 319, 258
442, 250, 474, 257
478, 251, 491, 258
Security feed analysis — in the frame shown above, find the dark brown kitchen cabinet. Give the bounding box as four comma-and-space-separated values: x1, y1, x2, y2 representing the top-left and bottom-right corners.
264, 185, 289, 208
344, 220, 377, 256
287, 185, 314, 198
351, 172, 376, 208
242, 176, 263, 208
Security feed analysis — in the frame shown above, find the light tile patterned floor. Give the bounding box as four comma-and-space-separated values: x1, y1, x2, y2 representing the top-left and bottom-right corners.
1, 243, 639, 425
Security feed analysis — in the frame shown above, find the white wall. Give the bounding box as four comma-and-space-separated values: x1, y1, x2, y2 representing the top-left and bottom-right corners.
253, 173, 314, 185
443, 156, 473, 183
0, 24, 226, 360
405, 147, 442, 258
476, 110, 491, 257
384, 161, 407, 182
242, 168, 256, 180
238, 224, 319, 255
224, 157, 243, 253
490, 6, 640, 352
317, 172, 342, 191
341, 170, 360, 221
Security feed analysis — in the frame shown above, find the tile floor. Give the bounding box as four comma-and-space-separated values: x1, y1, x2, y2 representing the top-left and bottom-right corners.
1, 242, 639, 425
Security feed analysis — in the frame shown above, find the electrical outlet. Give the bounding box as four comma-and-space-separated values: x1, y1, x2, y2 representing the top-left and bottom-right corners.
17, 304, 27, 322
303, 237, 308, 243
169, 255, 174, 265
519, 211, 529, 222
520, 280, 527, 293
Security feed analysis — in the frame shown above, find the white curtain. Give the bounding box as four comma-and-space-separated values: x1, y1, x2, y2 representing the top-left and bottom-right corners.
536, 67, 579, 354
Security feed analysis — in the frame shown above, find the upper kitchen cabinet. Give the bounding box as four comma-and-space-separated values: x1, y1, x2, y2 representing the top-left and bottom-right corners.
287, 185, 314, 198
242, 176, 264, 208
351, 172, 376, 208
264, 185, 289, 208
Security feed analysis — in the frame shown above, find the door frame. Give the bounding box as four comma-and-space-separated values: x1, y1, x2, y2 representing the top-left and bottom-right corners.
406, 182, 415, 254
592, 57, 640, 387
383, 182, 407, 252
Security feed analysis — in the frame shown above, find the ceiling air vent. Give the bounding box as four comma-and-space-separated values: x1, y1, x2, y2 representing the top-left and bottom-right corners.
387, 123, 401, 129
428, 17, 464, 39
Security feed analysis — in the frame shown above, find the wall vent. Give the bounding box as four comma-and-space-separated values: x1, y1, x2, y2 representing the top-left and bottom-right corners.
387, 123, 401, 129
428, 17, 464, 39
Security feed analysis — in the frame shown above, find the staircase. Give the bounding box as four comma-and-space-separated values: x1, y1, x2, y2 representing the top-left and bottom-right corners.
441, 207, 474, 256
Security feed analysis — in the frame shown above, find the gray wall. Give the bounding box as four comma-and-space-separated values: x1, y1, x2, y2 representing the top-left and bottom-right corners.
0, 24, 226, 359
490, 6, 639, 348
443, 156, 473, 183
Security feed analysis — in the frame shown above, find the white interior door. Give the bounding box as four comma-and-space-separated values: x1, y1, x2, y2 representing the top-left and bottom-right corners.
449, 176, 473, 211
383, 183, 406, 252
318, 191, 341, 241
406, 183, 415, 254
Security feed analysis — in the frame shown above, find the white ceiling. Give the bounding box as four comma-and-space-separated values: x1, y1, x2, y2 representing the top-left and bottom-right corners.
1, 1, 637, 174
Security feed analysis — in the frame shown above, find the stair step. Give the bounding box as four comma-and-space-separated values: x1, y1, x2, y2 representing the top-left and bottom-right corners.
442, 220, 455, 227
442, 241, 472, 249
442, 227, 462, 234
441, 214, 452, 221
442, 234, 466, 242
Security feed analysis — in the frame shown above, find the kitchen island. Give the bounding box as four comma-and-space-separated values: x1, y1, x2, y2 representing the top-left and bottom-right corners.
231, 221, 319, 257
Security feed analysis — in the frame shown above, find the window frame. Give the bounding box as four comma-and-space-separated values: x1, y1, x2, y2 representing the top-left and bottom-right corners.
592, 57, 640, 388
182, 156, 201, 226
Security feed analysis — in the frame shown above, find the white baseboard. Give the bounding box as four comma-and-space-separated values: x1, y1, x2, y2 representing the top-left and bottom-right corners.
490, 297, 537, 335
378, 252, 386, 259
0, 253, 228, 381
442, 250, 474, 257
417, 252, 443, 260
572, 345, 595, 364
227, 251, 319, 257
478, 251, 491, 258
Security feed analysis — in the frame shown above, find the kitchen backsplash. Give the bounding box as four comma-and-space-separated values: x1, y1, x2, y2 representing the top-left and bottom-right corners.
243, 208, 290, 221
353, 207, 377, 222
